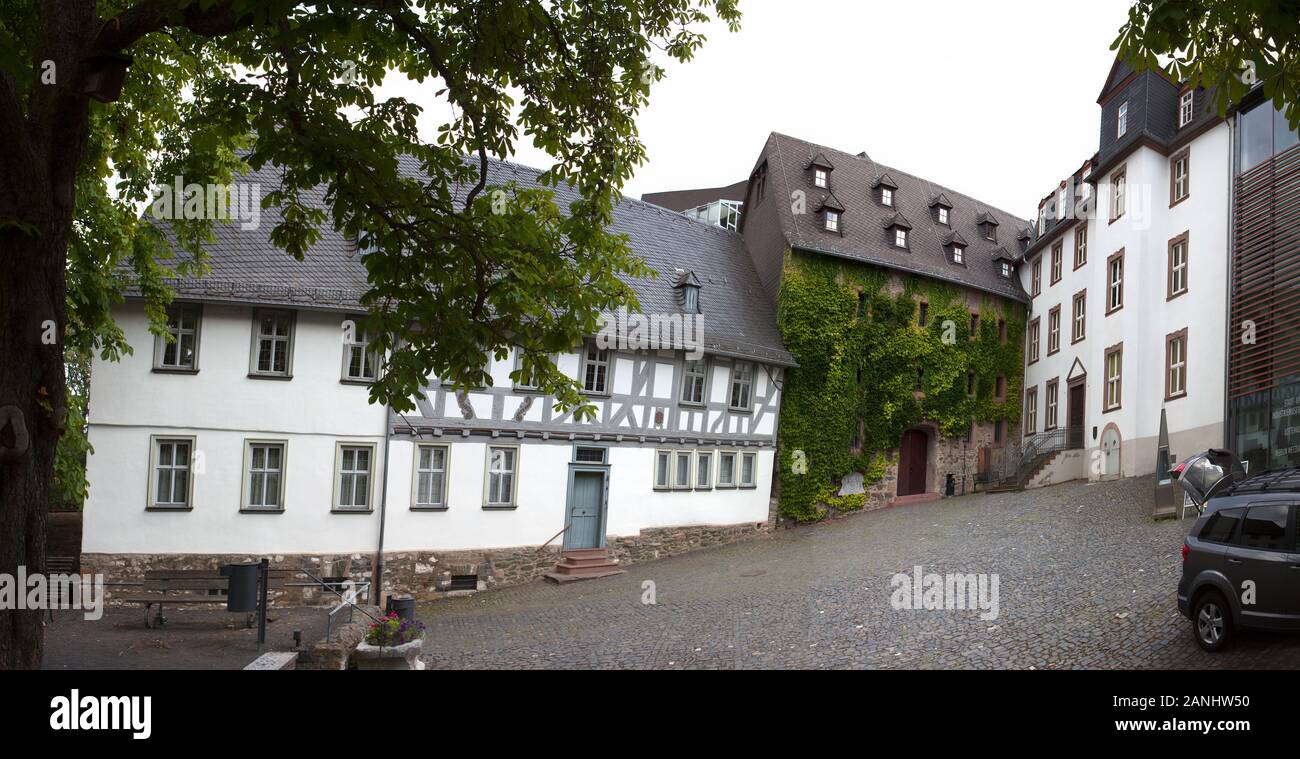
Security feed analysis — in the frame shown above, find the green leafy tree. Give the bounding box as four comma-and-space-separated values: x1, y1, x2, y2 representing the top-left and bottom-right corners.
0, 0, 739, 669
1114, 0, 1300, 127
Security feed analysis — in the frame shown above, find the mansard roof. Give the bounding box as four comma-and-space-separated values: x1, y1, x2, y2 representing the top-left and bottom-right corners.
135, 156, 795, 367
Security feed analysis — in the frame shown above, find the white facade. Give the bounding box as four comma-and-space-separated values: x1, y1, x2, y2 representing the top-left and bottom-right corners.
1020, 122, 1231, 480
83, 301, 780, 558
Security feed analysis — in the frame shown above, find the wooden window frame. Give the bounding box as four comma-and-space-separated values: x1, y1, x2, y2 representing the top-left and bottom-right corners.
147, 435, 196, 510
241, 439, 287, 513
1071, 288, 1087, 344
1073, 224, 1088, 270
1047, 305, 1061, 356
1109, 167, 1126, 223
154, 303, 202, 373
1028, 316, 1041, 364
483, 444, 520, 508
1167, 231, 1190, 301
1025, 386, 1038, 436
1045, 378, 1060, 431
1031, 257, 1042, 297
1165, 327, 1189, 401
412, 443, 450, 510
1106, 249, 1125, 315
579, 340, 612, 396
1050, 241, 1063, 285
1103, 342, 1124, 413
1169, 147, 1190, 207
249, 308, 295, 379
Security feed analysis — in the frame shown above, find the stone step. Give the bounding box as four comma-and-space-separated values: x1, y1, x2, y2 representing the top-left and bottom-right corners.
543, 566, 625, 584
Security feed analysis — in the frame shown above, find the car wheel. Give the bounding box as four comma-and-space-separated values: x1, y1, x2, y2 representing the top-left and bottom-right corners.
1193, 590, 1233, 652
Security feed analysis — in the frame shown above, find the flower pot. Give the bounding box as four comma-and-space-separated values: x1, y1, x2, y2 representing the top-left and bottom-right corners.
352, 637, 424, 670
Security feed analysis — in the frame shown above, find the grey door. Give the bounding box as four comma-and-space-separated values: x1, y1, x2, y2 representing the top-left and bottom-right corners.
565, 470, 605, 550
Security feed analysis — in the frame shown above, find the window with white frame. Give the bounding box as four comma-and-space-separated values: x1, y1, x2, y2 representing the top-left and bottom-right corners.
739, 451, 757, 488
1167, 331, 1187, 399
1170, 237, 1188, 297
1179, 90, 1194, 127
1108, 252, 1124, 312
673, 450, 693, 490
654, 450, 672, 490
814, 168, 828, 188
414, 444, 448, 508
155, 305, 200, 370
252, 310, 293, 376
1172, 151, 1190, 203
824, 210, 839, 232
894, 229, 907, 248
512, 347, 543, 391
937, 207, 949, 225
343, 323, 379, 381
729, 361, 754, 410
1072, 290, 1086, 342
1117, 101, 1128, 137
1105, 345, 1123, 411
150, 437, 193, 508
680, 358, 707, 405
1000, 261, 1012, 278
952, 245, 964, 264
881, 187, 893, 206
335, 444, 373, 510
485, 445, 517, 507
1048, 307, 1060, 354
244, 441, 285, 510
717, 451, 737, 488
1111, 169, 1126, 219
695, 451, 713, 490
580, 341, 610, 394
1025, 388, 1038, 435
1045, 382, 1059, 430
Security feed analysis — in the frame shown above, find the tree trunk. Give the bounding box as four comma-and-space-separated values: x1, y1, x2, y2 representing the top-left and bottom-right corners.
0, 229, 69, 670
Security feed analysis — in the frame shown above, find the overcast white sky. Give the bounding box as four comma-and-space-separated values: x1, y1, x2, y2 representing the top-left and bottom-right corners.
380, 0, 1138, 221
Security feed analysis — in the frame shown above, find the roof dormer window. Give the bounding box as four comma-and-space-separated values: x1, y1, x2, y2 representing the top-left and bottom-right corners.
824, 210, 840, 232
807, 153, 834, 190
976, 212, 999, 242
1179, 90, 1194, 127
882, 211, 912, 249
872, 173, 898, 208
673, 270, 702, 314
1000, 262, 1012, 278
818, 193, 845, 234
814, 168, 828, 188
929, 193, 952, 226
1117, 101, 1128, 137
952, 245, 964, 264
894, 228, 907, 248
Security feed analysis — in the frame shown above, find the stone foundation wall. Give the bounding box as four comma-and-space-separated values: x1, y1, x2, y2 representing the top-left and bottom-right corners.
83, 521, 770, 605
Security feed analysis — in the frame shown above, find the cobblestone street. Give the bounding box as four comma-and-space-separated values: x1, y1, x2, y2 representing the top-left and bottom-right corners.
418, 476, 1300, 669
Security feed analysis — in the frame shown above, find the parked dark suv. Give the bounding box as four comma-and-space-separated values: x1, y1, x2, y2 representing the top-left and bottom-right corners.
1177, 454, 1300, 652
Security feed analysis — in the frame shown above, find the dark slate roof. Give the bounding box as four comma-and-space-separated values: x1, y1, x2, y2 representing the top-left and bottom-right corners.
141, 157, 794, 367
750, 133, 1029, 302
640, 179, 748, 212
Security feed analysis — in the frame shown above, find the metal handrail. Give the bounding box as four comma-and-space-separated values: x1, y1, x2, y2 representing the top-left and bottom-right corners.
296, 566, 382, 641
538, 523, 572, 552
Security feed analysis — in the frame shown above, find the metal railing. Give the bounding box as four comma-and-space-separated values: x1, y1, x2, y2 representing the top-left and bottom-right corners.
294, 566, 380, 641
980, 428, 1069, 487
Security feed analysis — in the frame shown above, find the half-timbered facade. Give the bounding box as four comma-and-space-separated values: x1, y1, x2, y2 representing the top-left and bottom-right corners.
81, 157, 792, 596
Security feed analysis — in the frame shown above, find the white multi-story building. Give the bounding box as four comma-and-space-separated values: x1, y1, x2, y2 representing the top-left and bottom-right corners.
1019, 58, 1232, 483
82, 158, 792, 596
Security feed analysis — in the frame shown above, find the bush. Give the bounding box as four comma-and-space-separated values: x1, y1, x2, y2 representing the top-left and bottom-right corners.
364, 612, 426, 646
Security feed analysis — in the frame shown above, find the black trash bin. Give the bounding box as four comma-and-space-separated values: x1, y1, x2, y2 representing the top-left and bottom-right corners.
944, 473, 956, 497
221, 562, 259, 613
386, 595, 416, 622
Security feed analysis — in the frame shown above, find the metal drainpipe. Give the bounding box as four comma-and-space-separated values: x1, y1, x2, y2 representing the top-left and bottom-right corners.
373, 403, 392, 609
1222, 117, 1235, 450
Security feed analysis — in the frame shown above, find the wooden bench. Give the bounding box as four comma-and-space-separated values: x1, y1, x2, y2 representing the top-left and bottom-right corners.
120, 569, 292, 629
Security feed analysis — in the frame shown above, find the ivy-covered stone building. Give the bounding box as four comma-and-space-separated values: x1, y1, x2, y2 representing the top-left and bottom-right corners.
647, 133, 1030, 521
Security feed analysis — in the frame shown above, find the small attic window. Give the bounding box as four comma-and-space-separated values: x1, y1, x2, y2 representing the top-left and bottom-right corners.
682, 284, 700, 313
814, 168, 828, 188
894, 228, 907, 248
1117, 101, 1128, 137
824, 210, 840, 232
1179, 90, 1194, 127
881, 187, 893, 207
1000, 261, 1012, 278
952, 245, 964, 264
937, 207, 948, 225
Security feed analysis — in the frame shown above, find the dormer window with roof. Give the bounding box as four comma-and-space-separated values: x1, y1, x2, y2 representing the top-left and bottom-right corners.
993, 248, 1014, 279
929, 193, 953, 226
952, 245, 964, 264
976, 212, 999, 242
943, 230, 967, 265
1179, 90, 1194, 128
818, 193, 845, 235
674, 270, 702, 314
1117, 101, 1128, 137
872, 173, 898, 208
807, 153, 834, 190
883, 212, 912, 249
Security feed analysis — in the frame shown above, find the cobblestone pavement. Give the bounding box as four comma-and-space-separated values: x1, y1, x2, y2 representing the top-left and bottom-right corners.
417, 477, 1300, 669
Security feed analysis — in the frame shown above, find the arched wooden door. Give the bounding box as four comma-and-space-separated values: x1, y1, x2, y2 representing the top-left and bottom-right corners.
897, 429, 929, 496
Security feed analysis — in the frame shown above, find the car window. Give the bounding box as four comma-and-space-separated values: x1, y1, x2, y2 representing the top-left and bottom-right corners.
1238, 504, 1289, 550
1199, 507, 1243, 544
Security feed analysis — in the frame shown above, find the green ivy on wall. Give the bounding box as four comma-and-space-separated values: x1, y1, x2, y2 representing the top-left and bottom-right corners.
776, 250, 1025, 522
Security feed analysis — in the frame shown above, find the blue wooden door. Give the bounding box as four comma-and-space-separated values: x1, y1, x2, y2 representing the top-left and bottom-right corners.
566, 471, 605, 549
